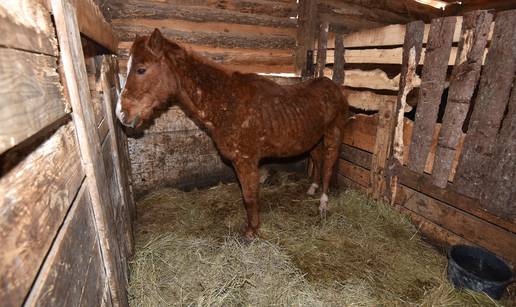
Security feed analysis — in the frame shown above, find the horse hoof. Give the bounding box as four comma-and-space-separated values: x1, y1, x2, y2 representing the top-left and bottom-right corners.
319, 193, 329, 218
307, 183, 318, 196
243, 228, 259, 242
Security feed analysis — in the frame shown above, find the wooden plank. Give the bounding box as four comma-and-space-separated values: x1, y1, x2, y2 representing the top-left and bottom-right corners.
454, 10, 516, 199
370, 96, 395, 199
115, 23, 295, 50
342, 114, 378, 153
338, 159, 370, 188
295, 0, 317, 75
0, 121, 84, 307
0, 48, 68, 155
432, 11, 493, 188
396, 166, 516, 234
388, 21, 425, 204
408, 17, 457, 174
25, 185, 107, 307
101, 55, 135, 252
479, 77, 516, 221
331, 69, 420, 90
316, 21, 329, 78
332, 34, 345, 85
340, 144, 372, 170
113, 17, 296, 38
344, 89, 398, 112
337, 173, 367, 192
0, 0, 58, 56
50, 0, 128, 305
111, 1, 296, 28
71, 0, 118, 53
396, 184, 516, 265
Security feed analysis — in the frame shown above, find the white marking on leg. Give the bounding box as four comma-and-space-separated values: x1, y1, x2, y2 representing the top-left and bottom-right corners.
319, 193, 329, 215
307, 183, 318, 195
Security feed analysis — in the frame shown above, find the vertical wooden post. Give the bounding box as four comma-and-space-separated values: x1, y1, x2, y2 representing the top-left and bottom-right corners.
50, 0, 128, 305
454, 10, 516, 199
316, 21, 329, 78
432, 11, 493, 188
387, 21, 425, 204
332, 34, 345, 85
407, 16, 457, 174
295, 0, 317, 76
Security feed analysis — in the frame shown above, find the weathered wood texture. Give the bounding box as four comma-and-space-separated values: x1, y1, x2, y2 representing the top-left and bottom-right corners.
408, 17, 457, 174
432, 11, 493, 188
341, 114, 378, 153
0, 48, 68, 155
0, 121, 84, 307
454, 10, 516, 199
113, 0, 297, 74
71, 0, 118, 52
295, 0, 317, 75
338, 158, 370, 188
51, 0, 128, 304
316, 21, 329, 78
340, 144, 372, 170
0, 0, 58, 56
25, 185, 107, 307
332, 34, 345, 85
395, 184, 516, 265
479, 77, 516, 220
387, 21, 425, 203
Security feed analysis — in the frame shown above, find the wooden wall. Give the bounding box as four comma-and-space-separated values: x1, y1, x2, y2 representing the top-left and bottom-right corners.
329, 11, 516, 266
0, 0, 134, 305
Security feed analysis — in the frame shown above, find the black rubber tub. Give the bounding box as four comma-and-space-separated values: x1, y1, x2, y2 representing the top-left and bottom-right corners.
448, 245, 514, 299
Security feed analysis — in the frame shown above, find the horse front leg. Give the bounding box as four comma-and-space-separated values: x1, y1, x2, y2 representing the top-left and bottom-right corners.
233, 158, 261, 240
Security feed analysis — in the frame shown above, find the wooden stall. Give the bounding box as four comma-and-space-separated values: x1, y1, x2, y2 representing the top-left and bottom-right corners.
319, 10, 516, 266
0, 0, 134, 305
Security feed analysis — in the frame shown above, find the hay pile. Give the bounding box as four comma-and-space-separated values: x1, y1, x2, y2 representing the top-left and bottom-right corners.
129, 172, 513, 306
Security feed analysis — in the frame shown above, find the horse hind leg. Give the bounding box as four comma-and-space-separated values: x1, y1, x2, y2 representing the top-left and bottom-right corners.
319, 123, 343, 216
307, 142, 323, 195
233, 159, 261, 240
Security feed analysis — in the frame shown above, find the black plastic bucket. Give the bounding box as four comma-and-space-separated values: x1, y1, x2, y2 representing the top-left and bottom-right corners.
447, 245, 514, 299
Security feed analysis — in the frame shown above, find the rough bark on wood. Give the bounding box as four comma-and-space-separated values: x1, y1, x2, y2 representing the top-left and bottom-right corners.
332, 33, 345, 85
25, 185, 107, 307
432, 11, 493, 188
71, 0, 118, 52
0, 121, 84, 307
0, 0, 58, 56
0, 48, 68, 154
316, 21, 329, 78
454, 10, 516, 199
111, 1, 296, 28
479, 78, 516, 221
295, 0, 317, 75
344, 89, 398, 112
51, 0, 128, 304
370, 97, 394, 199
386, 20, 424, 203
408, 17, 457, 174
115, 23, 295, 50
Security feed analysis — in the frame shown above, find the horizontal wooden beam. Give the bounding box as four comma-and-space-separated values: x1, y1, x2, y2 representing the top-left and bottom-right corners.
342, 114, 378, 153
338, 158, 370, 188
340, 144, 372, 170
337, 18, 494, 49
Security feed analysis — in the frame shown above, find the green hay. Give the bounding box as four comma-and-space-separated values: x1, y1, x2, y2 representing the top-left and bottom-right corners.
129, 172, 515, 306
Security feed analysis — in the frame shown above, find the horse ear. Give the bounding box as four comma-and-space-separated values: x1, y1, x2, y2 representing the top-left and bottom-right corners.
148, 28, 163, 56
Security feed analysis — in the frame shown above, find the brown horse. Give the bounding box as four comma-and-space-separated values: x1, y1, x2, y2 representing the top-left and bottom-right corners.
117, 29, 350, 240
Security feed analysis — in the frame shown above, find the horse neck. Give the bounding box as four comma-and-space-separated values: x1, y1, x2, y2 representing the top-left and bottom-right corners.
173, 52, 231, 128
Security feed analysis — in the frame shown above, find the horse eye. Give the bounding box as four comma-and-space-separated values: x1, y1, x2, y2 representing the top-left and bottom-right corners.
136, 68, 146, 75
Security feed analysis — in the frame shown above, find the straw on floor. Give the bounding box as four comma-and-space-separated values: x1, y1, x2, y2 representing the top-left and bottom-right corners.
129, 172, 514, 306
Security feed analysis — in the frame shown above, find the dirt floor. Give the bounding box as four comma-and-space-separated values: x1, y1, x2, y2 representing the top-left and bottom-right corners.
128, 172, 515, 306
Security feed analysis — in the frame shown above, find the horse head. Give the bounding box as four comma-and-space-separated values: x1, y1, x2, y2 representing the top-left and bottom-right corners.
116, 28, 184, 128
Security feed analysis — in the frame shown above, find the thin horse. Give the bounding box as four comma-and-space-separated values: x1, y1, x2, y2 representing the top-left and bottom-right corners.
117, 29, 350, 240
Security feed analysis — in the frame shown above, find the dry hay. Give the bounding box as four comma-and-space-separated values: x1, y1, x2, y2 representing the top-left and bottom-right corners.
129, 172, 515, 306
